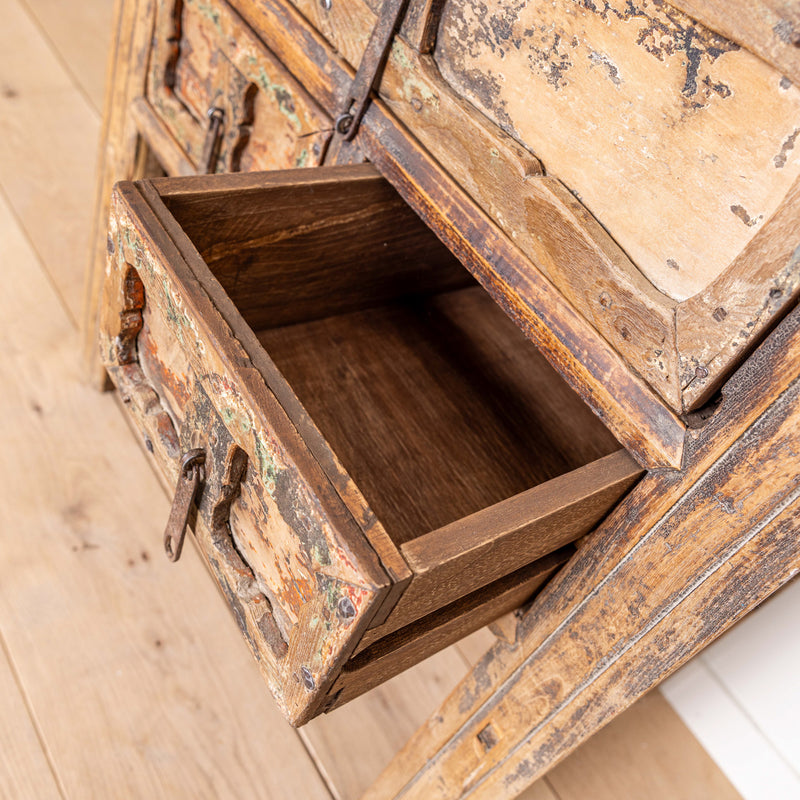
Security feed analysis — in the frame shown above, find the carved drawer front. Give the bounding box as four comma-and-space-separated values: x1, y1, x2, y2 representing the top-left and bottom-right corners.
140, 0, 330, 176
99, 165, 642, 724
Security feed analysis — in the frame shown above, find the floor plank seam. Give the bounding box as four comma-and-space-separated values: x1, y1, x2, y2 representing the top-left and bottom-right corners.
0, 630, 69, 800
0, 182, 79, 330
297, 732, 341, 800
543, 776, 565, 800
16, 0, 105, 117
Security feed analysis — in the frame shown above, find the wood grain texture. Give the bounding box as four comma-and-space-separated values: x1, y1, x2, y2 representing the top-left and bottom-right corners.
669, 0, 800, 86
23, 0, 115, 112
259, 285, 621, 548
0, 0, 102, 323
378, 451, 641, 636
362, 300, 800, 799
329, 553, 566, 709
0, 189, 333, 799
159, 166, 471, 331
0, 636, 63, 800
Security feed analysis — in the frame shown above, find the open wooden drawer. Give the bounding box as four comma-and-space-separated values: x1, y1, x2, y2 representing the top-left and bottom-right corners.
99, 164, 642, 724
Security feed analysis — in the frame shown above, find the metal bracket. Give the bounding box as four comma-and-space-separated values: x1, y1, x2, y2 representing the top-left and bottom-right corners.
334, 0, 410, 141
164, 448, 206, 562
200, 106, 225, 174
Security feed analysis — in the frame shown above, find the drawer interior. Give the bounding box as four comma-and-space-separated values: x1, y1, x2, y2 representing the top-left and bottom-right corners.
257, 289, 619, 546
160, 170, 623, 552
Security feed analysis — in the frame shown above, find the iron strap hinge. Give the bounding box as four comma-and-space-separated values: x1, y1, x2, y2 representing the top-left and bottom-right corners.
334, 0, 410, 141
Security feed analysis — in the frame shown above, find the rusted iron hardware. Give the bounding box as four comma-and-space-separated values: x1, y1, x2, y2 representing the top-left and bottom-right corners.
334, 0, 410, 140
200, 106, 225, 174
164, 448, 206, 562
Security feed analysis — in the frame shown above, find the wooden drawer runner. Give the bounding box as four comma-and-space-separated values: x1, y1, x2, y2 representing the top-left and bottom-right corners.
99, 164, 642, 724
143, 0, 330, 175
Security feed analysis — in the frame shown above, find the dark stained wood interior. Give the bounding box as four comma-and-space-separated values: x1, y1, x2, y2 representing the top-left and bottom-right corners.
256, 286, 620, 546
160, 168, 474, 329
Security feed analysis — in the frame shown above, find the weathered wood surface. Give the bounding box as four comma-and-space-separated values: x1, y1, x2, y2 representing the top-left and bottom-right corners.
386, 452, 641, 636
82, 0, 155, 385
285, 0, 800, 414
354, 451, 640, 647
434, 0, 800, 302
213, 0, 688, 466
148, 0, 331, 172
86, 0, 800, 422
329, 552, 567, 709
362, 300, 800, 799
543, 691, 741, 800
101, 181, 392, 724
100, 166, 645, 719
678, 171, 800, 408
669, 0, 800, 86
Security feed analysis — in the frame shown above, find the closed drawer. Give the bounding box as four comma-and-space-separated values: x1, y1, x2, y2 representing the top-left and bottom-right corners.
99, 165, 642, 724
142, 0, 330, 175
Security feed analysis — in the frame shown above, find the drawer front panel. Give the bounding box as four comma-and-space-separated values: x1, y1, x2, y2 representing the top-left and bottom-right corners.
147, 0, 331, 174
99, 187, 389, 725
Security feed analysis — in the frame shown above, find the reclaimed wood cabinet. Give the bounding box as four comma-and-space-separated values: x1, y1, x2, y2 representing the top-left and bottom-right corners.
84, 0, 800, 795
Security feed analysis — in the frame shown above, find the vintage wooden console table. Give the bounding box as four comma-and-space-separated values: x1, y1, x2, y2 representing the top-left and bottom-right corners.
83, 0, 800, 796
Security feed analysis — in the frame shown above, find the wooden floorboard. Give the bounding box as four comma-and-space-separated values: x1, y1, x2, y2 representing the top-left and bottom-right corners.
0, 0, 103, 323
19, 0, 115, 113
0, 633, 64, 800
0, 190, 332, 800
0, 1, 744, 798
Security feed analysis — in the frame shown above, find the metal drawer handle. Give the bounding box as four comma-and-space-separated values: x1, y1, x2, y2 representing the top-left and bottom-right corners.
163, 448, 206, 561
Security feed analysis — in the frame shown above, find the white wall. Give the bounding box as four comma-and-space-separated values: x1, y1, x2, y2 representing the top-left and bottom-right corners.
661, 578, 800, 800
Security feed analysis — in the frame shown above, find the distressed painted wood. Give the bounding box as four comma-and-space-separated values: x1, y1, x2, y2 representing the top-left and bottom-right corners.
148, 0, 331, 173
362, 301, 800, 799
669, 0, 800, 86
1, 186, 334, 800
87, 0, 800, 425
101, 181, 392, 724
85, 0, 688, 463
434, 0, 800, 302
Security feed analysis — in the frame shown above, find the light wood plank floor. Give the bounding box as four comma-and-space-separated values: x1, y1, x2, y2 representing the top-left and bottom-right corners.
0, 1, 742, 797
